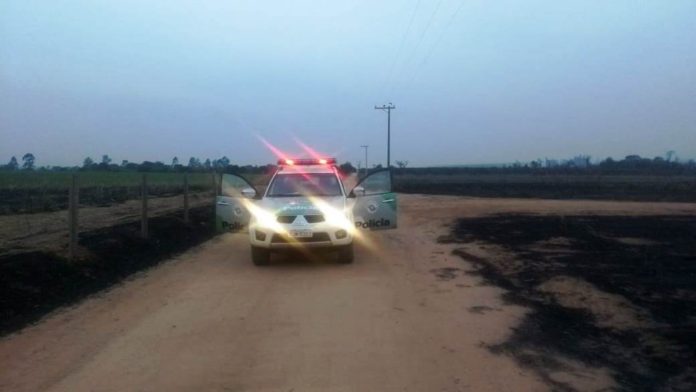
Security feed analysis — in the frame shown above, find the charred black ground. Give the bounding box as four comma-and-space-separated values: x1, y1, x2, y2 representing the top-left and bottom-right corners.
394, 176, 696, 202
0, 206, 216, 335
440, 214, 696, 391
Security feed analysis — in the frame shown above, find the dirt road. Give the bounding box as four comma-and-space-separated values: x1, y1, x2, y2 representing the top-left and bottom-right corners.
2, 195, 695, 391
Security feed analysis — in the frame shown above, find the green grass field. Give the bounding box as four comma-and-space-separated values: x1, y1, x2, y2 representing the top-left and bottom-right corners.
0, 171, 216, 190
0, 171, 271, 214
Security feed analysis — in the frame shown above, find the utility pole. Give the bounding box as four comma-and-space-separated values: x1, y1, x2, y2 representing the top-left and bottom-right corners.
374, 103, 396, 167
361, 145, 369, 177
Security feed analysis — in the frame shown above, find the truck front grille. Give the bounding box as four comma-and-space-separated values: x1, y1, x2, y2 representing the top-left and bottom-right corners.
277, 215, 296, 223
276, 214, 325, 224
304, 214, 325, 223
271, 232, 331, 243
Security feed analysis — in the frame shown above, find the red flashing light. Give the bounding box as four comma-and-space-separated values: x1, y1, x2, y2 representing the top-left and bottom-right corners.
277, 158, 336, 166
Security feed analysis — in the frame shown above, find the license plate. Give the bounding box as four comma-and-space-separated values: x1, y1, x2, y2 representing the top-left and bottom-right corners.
290, 229, 313, 238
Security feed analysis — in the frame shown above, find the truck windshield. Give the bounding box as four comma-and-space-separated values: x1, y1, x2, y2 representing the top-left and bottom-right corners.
267, 173, 342, 197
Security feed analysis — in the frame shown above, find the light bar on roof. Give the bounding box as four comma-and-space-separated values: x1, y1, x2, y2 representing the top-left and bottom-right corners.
277, 158, 336, 166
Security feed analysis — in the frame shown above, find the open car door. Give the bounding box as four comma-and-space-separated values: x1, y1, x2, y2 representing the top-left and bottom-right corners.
215, 173, 257, 232
350, 169, 397, 230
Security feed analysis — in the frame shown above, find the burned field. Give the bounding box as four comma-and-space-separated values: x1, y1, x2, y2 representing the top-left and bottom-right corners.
394, 173, 696, 202
0, 206, 216, 335
441, 214, 696, 391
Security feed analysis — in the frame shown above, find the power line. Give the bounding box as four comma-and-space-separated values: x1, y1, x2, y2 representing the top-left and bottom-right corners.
380, 0, 422, 98
406, 0, 466, 86
387, 0, 444, 97
411, 0, 445, 53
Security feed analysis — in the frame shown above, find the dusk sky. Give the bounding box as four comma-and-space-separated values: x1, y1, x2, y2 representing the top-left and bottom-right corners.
1, 0, 695, 167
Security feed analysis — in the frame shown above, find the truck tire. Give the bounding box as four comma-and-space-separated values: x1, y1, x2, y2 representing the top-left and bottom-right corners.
337, 244, 354, 264
251, 246, 270, 266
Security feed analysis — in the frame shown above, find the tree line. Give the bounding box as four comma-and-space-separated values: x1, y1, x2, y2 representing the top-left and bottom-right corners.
0, 153, 359, 175
400, 154, 696, 175
3, 153, 35, 170
2, 152, 695, 175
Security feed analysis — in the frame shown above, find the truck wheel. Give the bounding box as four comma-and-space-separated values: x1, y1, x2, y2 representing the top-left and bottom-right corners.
337, 244, 354, 264
251, 246, 270, 266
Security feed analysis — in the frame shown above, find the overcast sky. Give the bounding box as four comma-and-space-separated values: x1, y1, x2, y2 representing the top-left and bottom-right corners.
1, 0, 695, 167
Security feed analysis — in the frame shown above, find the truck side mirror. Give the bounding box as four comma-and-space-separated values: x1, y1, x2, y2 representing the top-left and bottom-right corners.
241, 187, 257, 199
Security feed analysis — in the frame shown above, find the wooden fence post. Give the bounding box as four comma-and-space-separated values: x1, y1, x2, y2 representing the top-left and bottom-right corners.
183, 172, 190, 224
212, 171, 219, 229
69, 173, 78, 260
141, 173, 148, 239
212, 171, 218, 196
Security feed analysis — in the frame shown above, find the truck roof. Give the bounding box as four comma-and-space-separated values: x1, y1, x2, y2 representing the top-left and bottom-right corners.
275, 157, 338, 175
276, 165, 337, 174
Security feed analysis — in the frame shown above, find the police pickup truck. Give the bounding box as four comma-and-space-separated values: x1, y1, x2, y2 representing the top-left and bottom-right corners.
215, 158, 397, 265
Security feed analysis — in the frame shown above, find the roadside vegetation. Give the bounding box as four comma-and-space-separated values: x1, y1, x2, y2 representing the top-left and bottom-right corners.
0, 171, 215, 189
0, 171, 216, 215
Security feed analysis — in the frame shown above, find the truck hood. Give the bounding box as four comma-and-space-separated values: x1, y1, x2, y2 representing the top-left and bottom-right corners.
257, 196, 346, 216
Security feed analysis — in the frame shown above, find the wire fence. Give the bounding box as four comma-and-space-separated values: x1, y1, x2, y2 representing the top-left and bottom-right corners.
0, 171, 216, 215
0, 171, 276, 259
0, 172, 218, 258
